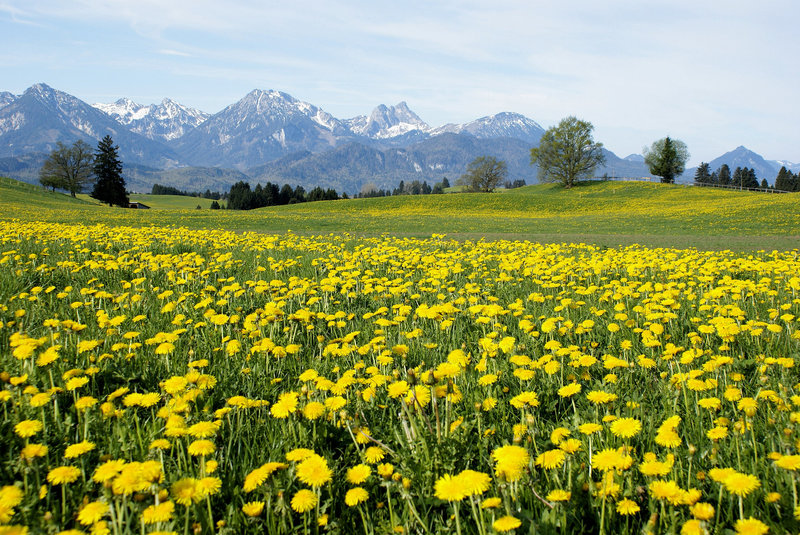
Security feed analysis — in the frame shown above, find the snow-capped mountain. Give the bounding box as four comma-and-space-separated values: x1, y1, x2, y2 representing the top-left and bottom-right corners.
431, 112, 545, 145
773, 159, 800, 174
173, 89, 355, 169
0, 92, 16, 110
0, 83, 178, 165
94, 98, 209, 141
345, 102, 430, 139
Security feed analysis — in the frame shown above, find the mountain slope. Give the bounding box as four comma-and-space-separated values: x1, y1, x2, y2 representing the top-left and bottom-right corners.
345, 102, 430, 139
0, 84, 179, 166
432, 112, 545, 145
94, 98, 209, 141
684, 146, 783, 183
173, 89, 356, 169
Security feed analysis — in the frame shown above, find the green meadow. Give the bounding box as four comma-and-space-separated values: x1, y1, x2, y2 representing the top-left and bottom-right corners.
1, 176, 798, 250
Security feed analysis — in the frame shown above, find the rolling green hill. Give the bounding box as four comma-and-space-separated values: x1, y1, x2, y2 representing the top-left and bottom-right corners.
1, 176, 797, 250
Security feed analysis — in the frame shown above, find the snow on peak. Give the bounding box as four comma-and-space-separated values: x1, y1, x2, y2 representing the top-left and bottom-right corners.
93, 97, 209, 141
431, 112, 543, 143
346, 102, 430, 139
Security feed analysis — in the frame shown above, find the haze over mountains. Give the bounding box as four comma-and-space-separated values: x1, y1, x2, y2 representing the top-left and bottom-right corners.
0, 83, 796, 194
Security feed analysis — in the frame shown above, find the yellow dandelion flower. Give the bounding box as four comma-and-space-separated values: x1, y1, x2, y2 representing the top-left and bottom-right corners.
14, 420, 43, 438
140, 501, 175, 524
187, 440, 215, 457
291, 489, 317, 513
77, 501, 109, 526
492, 445, 529, 482
346, 464, 371, 485
64, 441, 95, 459
242, 501, 265, 517
492, 515, 522, 532
734, 517, 769, 535
457, 470, 491, 496
557, 383, 581, 398
724, 473, 760, 497
46, 466, 81, 485
296, 454, 332, 487
345, 487, 369, 507
609, 417, 642, 439
616, 498, 640, 515
364, 446, 386, 464
690, 502, 715, 520
535, 449, 566, 470
171, 478, 202, 506
547, 489, 571, 502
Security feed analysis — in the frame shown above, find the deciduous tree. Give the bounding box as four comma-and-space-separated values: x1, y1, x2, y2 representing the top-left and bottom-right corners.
530, 116, 604, 189
39, 140, 94, 196
457, 156, 508, 192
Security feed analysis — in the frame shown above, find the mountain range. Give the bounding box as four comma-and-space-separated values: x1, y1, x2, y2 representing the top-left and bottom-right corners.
0, 83, 796, 194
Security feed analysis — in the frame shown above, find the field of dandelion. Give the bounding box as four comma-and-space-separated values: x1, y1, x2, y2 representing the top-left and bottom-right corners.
3, 175, 800, 249
2, 176, 800, 534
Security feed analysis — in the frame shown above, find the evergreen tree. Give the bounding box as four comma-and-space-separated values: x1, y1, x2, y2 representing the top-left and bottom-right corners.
760, 178, 769, 189
732, 167, 760, 189
744, 168, 759, 189
693, 162, 712, 184
775, 166, 792, 191
732, 167, 744, 188
717, 164, 731, 186
227, 181, 253, 210
91, 136, 128, 206
643, 136, 689, 184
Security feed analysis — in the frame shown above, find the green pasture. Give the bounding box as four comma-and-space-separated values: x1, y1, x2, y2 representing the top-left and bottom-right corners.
1, 176, 798, 250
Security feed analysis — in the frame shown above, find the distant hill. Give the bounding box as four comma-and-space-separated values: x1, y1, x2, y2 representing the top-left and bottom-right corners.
1, 83, 796, 194
0, 83, 179, 167
684, 146, 795, 185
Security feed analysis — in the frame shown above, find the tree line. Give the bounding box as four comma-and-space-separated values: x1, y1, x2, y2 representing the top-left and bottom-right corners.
151, 184, 223, 200
693, 163, 766, 189
774, 167, 800, 192
225, 181, 343, 210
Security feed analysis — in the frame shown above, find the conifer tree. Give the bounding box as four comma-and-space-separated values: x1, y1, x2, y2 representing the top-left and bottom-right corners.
775, 166, 792, 191
91, 135, 129, 207
717, 164, 732, 186
693, 162, 711, 184
643, 136, 689, 184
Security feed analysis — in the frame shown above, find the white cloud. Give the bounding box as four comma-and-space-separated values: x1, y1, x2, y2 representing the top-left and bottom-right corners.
2, 0, 799, 162
158, 49, 192, 57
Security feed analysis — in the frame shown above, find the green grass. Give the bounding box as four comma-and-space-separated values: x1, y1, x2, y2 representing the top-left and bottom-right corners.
1, 176, 798, 250
75, 192, 223, 210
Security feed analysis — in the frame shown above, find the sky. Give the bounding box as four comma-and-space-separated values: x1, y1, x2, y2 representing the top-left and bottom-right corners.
2, 0, 798, 165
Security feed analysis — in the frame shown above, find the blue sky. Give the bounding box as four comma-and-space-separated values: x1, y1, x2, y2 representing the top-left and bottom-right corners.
2, 0, 798, 165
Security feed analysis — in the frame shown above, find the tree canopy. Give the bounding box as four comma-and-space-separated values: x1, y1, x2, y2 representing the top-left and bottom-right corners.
38, 140, 94, 197
457, 156, 507, 192
530, 116, 604, 189
91, 135, 129, 207
643, 137, 689, 184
